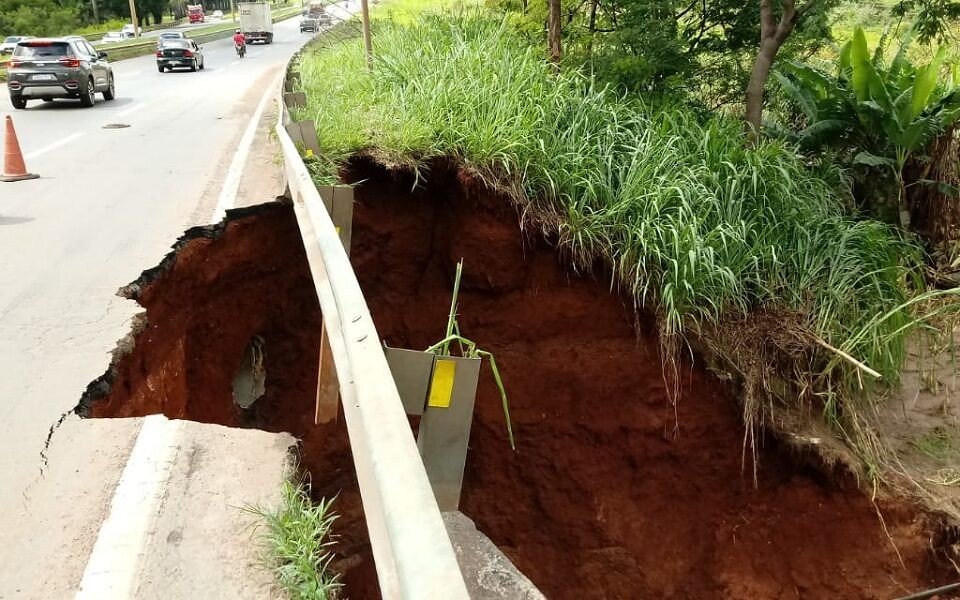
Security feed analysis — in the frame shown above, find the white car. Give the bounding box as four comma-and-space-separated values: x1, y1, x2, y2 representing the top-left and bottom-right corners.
100, 31, 124, 44
1, 36, 32, 55
211, 10, 224, 20
120, 24, 141, 38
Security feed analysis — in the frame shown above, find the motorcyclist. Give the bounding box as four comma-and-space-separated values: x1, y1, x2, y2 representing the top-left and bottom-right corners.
233, 29, 246, 49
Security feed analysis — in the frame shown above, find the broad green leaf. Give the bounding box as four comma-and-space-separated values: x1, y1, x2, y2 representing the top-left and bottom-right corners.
853, 151, 895, 168
890, 28, 914, 76
849, 28, 872, 102
773, 71, 817, 120
899, 116, 942, 152
913, 179, 960, 198
910, 45, 948, 121
839, 40, 852, 78
850, 28, 893, 112
894, 87, 914, 128
798, 119, 851, 147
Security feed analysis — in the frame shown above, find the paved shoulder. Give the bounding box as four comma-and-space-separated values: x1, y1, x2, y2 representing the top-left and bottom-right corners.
77, 418, 295, 600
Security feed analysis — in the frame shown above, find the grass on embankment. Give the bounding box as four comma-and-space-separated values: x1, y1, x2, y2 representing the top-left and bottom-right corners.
293, 12, 946, 470
246, 481, 342, 600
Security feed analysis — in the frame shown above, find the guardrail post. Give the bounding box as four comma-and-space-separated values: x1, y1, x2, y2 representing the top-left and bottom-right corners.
416, 355, 481, 511
284, 120, 322, 157
283, 91, 307, 109
314, 185, 354, 425
384, 346, 482, 511
284, 70, 300, 94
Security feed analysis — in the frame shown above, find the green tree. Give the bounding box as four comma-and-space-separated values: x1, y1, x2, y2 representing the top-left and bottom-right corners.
893, 0, 960, 41
489, 0, 835, 108
0, 0, 80, 36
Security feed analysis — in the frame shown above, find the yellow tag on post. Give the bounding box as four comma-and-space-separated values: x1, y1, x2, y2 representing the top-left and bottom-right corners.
427, 359, 457, 408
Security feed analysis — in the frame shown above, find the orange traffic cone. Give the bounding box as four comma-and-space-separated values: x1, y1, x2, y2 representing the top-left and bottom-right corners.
2, 115, 39, 182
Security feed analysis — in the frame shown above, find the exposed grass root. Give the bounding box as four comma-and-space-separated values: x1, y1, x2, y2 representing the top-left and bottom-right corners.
291, 10, 960, 499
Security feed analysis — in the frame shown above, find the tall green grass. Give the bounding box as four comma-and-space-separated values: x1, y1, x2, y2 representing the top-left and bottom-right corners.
246, 481, 341, 600
295, 13, 927, 439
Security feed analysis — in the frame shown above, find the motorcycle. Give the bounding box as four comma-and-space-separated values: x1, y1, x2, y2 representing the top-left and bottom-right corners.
235, 42, 246, 58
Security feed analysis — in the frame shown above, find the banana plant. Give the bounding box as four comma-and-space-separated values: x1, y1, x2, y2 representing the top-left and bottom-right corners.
775, 26, 960, 227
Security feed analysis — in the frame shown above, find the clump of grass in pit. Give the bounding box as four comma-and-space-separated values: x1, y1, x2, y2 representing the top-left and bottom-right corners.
911, 428, 960, 462
294, 11, 945, 471
245, 481, 342, 600
426, 259, 515, 449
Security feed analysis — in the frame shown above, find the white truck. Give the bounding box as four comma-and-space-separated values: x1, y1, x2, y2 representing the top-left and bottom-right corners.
238, 2, 273, 44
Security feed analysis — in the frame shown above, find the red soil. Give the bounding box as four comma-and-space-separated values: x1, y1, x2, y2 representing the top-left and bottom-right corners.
80, 168, 958, 600
344, 158, 956, 600
79, 202, 379, 595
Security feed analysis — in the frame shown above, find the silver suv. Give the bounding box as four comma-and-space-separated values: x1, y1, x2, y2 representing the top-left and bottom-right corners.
6, 36, 116, 110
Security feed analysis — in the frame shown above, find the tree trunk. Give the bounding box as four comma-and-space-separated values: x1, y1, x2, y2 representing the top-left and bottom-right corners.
548, 0, 562, 66
587, 0, 598, 55
744, 0, 809, 144
745, 38, 778, 139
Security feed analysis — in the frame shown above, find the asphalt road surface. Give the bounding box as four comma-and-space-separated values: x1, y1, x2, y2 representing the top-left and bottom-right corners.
0, 12, 351, 599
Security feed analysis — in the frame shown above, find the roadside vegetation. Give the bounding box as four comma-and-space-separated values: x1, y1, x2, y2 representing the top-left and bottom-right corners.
297, 13, 923, 459
246, 480, 342, 600
290, 0, 960, 496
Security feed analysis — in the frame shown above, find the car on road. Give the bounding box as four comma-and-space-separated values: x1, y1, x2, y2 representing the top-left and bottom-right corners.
6, 37, 115, 109
1, 36, 32, 55
157, 31, 188, 42
121, 24, 141, 38
100, 31, 124, 44
300, 15, 321, 33
211, 9, 224, 19
156, 39, 204, 73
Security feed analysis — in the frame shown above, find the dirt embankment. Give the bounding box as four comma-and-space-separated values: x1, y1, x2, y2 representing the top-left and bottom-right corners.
76, 201, 379, 596
80, 167, 958, 599
345, 157, 957, 599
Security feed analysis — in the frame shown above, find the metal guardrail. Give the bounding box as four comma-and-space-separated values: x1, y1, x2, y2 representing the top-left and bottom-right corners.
275, 54, 471, 599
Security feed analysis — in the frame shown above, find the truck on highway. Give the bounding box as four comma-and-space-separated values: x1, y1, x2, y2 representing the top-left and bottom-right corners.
187, 4, 205, 23
238, 2, 273, 44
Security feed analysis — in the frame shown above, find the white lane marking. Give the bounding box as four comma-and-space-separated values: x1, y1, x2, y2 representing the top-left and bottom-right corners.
210, 72, 282, 222
75, 416, 183, 600
24, 132, 84, 160
116, 102, 150, 118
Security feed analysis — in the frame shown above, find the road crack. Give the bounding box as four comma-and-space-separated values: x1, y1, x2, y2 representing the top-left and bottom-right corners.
38, 409, 71, 476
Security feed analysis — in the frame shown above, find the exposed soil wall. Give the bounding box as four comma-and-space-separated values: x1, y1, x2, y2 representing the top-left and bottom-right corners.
80, 170, 958, 599
344, 157, 956, 599
76, 202, 379, 596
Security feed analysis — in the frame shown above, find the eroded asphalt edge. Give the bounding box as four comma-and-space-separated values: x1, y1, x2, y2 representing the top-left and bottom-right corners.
74, 74, 287, 600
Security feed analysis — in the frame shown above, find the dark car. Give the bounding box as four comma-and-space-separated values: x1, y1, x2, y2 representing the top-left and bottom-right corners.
300, 9, 331, 32
6, 37, 115, 110
300, 15, 320, 32
156, 39, 204, 73
157, 31, 187, 42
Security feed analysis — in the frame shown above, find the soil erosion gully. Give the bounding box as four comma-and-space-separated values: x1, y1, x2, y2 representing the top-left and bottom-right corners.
276, 66, 470, 598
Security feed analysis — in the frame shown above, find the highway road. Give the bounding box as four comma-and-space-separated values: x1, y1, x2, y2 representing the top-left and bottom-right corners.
0, 11, 351, 598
